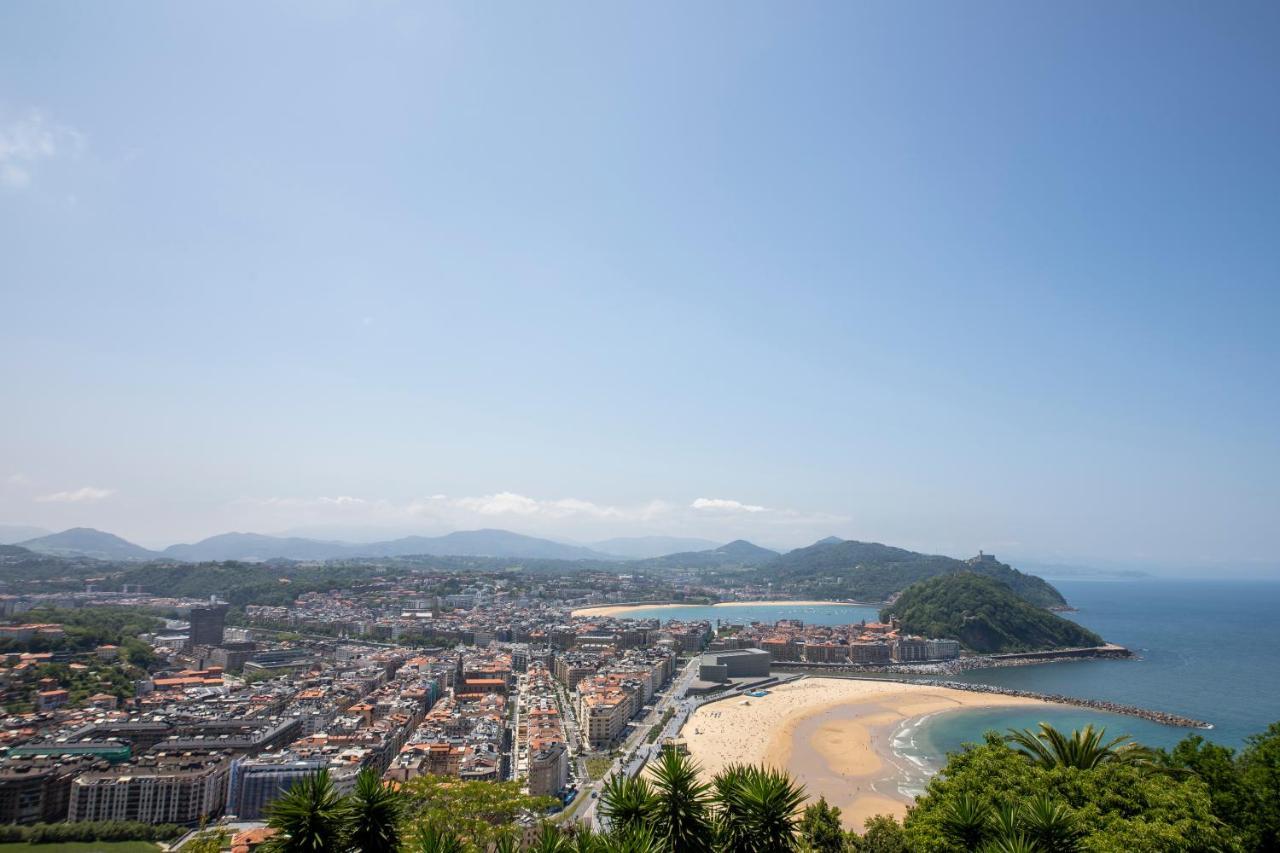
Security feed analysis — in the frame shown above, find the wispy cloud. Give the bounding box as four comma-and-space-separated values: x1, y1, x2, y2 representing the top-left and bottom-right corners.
229, 491, 843, 544
440, 492, 670, 521
0, 109, 85, 189
5, 473, 30, 486
35, 486, 115, 503
691, 497, 769, 513
249, 495, 369, 509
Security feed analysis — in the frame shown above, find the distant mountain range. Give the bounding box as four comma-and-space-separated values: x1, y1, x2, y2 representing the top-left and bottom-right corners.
636, 539, 780, 570
9, 526, 1070, 609
588, 536, 721, 559
16, 527, 158, 561
0, 524, 53, 545
12, 527, 750, 564
17, 528, 622, 563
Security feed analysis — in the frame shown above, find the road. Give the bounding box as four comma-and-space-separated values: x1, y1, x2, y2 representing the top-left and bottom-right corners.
577, 655, 702, 829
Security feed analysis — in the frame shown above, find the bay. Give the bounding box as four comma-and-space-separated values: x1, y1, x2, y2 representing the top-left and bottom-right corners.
615, 601, 882, 626
921, 579, 1280, 755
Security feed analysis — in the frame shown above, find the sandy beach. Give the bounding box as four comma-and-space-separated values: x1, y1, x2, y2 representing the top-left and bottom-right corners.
680, 677, 1052, 828
571, 600, 868, 618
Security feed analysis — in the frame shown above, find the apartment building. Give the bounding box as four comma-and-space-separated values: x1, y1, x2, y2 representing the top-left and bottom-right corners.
68, 752, 232, 825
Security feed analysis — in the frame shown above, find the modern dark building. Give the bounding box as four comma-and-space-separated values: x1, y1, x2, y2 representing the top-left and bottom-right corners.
697, 648, 772, 683
188, 604, 228, 648
228, 753, 327, 819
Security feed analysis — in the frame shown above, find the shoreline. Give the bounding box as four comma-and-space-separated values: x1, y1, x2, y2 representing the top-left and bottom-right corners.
769, 667, 1212, 730
571, 599, 877, 618
679, 676, 1053, 829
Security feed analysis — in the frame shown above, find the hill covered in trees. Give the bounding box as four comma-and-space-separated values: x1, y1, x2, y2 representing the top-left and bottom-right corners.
637, 539, 779, 570
759, 540, 1067, 607
881, 573, 1102, 653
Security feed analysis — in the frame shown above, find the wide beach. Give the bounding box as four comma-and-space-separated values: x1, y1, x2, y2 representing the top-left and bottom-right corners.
571, 600, 864, 618
680, 677, 1053, 828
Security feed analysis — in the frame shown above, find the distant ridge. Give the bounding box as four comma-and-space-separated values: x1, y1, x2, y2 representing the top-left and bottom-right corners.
158, 528, 619, 562
354, 529, 614, 561
760, 538, 1067, 608
589, 536, 720, 559
162, 532, 355, 562
0, 524, 52, 545
638, 538, 779, 570
6, 527, 1071, 613
18, 527, 157, 561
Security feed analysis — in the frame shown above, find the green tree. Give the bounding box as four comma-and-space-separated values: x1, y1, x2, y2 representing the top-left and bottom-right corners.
1016, 794, 1082, 852
264, 769, 350, 853
937, 792, 991, 849
1239, 721, 1280, 851
903, 732, 1237, 852
799, 797, 847, 853
646, 749, 716, 853
599, 773, 658, 833
1163, 734, 1246, 831
713, 763, 806, 853
856, 815, 908, 853
401, 775, 556, 850
408, 822, 468, 853
1005, 723, 1152, 770
182, 828, 231, 853
347, 767, 408, 852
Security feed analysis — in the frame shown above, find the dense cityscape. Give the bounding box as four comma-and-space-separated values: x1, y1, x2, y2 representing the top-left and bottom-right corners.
0, 563, 975, 845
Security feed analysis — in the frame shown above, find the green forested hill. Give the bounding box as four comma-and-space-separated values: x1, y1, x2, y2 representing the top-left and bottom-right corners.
638, 539, 779, 570
881, 573, 1102, 653
760, 540, 1067, 607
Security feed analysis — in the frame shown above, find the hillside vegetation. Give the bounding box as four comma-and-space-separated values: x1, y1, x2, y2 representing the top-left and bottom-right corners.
761, 539, 1067, 607
881, 573, 1102, 653
637, 539, 779, 570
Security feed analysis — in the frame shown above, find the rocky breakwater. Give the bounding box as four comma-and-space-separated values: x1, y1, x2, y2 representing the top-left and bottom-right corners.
922, 679, 1214, 729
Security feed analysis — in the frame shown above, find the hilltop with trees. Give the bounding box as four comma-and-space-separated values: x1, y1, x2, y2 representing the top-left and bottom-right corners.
759, 540, 1067, 608
880, 573, 1102, 653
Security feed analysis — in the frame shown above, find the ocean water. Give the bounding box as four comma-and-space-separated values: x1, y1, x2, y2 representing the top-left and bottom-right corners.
616, 602, 882, 626
621, 581, 1280, 770
910, 579, 1280, 765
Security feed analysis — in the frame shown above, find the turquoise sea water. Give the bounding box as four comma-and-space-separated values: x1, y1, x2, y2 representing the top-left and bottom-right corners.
616, 601, 882, 625
917, 579, 1280, 757
614, 580, 1280, 767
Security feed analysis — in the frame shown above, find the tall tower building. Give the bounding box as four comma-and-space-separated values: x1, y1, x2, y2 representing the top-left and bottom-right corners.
188, 604, 228, 648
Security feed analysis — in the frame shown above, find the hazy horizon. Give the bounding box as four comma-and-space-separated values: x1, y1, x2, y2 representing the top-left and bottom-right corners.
3, 4, 1278, 572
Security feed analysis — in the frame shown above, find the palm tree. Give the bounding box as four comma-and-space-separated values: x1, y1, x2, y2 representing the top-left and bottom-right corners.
264, 769, 351, 853
988, 803, 1022, 845
347, 767, 408, 853
1005, 723, 1153, 770
979, 836, 1040, 853
1018, 795, 1082, 853
409, 822, 468, 853
599, 773, 658, 834
526, 824, 573, 853
528, 822, 661, 853
646, 749, 716, 853
712, 764, 806, 853
938, 792, 992, 849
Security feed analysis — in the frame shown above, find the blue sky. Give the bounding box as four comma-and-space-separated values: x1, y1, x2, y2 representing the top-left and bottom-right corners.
1, 2, 1277, 569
